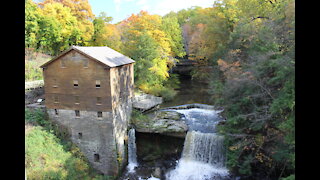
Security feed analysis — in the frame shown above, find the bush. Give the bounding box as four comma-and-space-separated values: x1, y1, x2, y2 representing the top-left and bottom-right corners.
146, 85, 177, 102
25, 60, 44, 81
158, 87, 177, 102
25, 108, 48, 126
131, 109, 149, 124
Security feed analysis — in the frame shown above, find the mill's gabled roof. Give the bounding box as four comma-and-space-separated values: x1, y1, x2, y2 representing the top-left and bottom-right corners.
40, 46, 135, 68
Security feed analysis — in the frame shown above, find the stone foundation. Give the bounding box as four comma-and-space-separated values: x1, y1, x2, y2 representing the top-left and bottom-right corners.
47, 109, 120, 175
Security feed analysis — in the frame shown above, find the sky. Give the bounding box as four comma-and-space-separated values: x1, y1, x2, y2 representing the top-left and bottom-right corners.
88, 0, 215, 23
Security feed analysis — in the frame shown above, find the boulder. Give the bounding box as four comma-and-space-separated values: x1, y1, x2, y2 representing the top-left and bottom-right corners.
133, 92, 163, 112
133, 110, 188, 138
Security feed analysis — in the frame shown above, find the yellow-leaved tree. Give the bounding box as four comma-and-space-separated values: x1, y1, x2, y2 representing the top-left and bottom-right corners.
39, 0, 94, 45
120, 11, 178, 100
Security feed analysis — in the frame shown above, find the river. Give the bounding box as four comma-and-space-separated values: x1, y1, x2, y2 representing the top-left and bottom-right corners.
161, 74, 212, 108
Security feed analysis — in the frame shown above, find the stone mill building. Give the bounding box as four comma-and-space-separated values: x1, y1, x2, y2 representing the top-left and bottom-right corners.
40, 46, 135, 175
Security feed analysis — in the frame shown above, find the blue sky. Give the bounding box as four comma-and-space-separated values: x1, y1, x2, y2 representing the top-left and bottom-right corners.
88, 0, 215, 23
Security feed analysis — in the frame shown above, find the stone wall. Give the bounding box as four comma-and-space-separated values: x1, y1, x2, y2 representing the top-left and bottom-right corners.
109, 64, 134, 171
47, 109, 119, 175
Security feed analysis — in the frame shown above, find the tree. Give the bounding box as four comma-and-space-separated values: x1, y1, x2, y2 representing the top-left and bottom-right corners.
39, 0, 94, 20
39, 2, 81, 55
124, 11, 172, 57
120, 11, 178, 99
25, 0, 42, 49
39, 0, 94, 45
90, 12, 121, 51
161, 16, 186, 57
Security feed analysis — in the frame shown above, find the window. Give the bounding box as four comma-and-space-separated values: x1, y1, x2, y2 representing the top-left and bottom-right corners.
75, 110, 80, 117
97, 111, 102, 118
78, 132, 82, 139
95, 80, 101, 88
54, 109, 58, 115
75, 96, 80, 104
73, 80, 79, 87
54, 96, 59, 103
94, 154, 100, 162
96, 97, 102, 105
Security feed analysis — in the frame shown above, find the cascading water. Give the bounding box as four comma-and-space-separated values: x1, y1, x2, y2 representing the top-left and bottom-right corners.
165, 107, 229, 180
127, 128, 138, 173
182, 131, 226, 166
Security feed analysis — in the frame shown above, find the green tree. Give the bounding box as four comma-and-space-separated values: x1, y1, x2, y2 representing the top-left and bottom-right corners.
25, 0, 42, 49
39, 0, 94, 45
90, 12, 122, 51
38, 2, 81, 55
161, 16, 186, 57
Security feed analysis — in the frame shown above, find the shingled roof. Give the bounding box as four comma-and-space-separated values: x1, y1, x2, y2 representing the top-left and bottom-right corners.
40, 46, 135, 68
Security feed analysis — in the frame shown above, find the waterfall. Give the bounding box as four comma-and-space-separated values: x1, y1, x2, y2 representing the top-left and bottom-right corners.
165, 107, 229, 180
182, 131, 226, 166
127, 128, 138, 173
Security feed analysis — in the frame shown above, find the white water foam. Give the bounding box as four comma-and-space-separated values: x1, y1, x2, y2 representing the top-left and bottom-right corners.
166, 159, 229, 180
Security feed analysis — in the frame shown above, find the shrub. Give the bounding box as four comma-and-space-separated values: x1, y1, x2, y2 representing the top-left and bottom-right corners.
25, 60, 44, 81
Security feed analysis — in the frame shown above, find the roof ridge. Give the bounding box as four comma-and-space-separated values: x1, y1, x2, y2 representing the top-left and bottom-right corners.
40, 46, 134, 68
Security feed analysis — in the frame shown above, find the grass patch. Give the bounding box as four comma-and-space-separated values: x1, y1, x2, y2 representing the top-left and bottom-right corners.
131, 109, 150, 124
